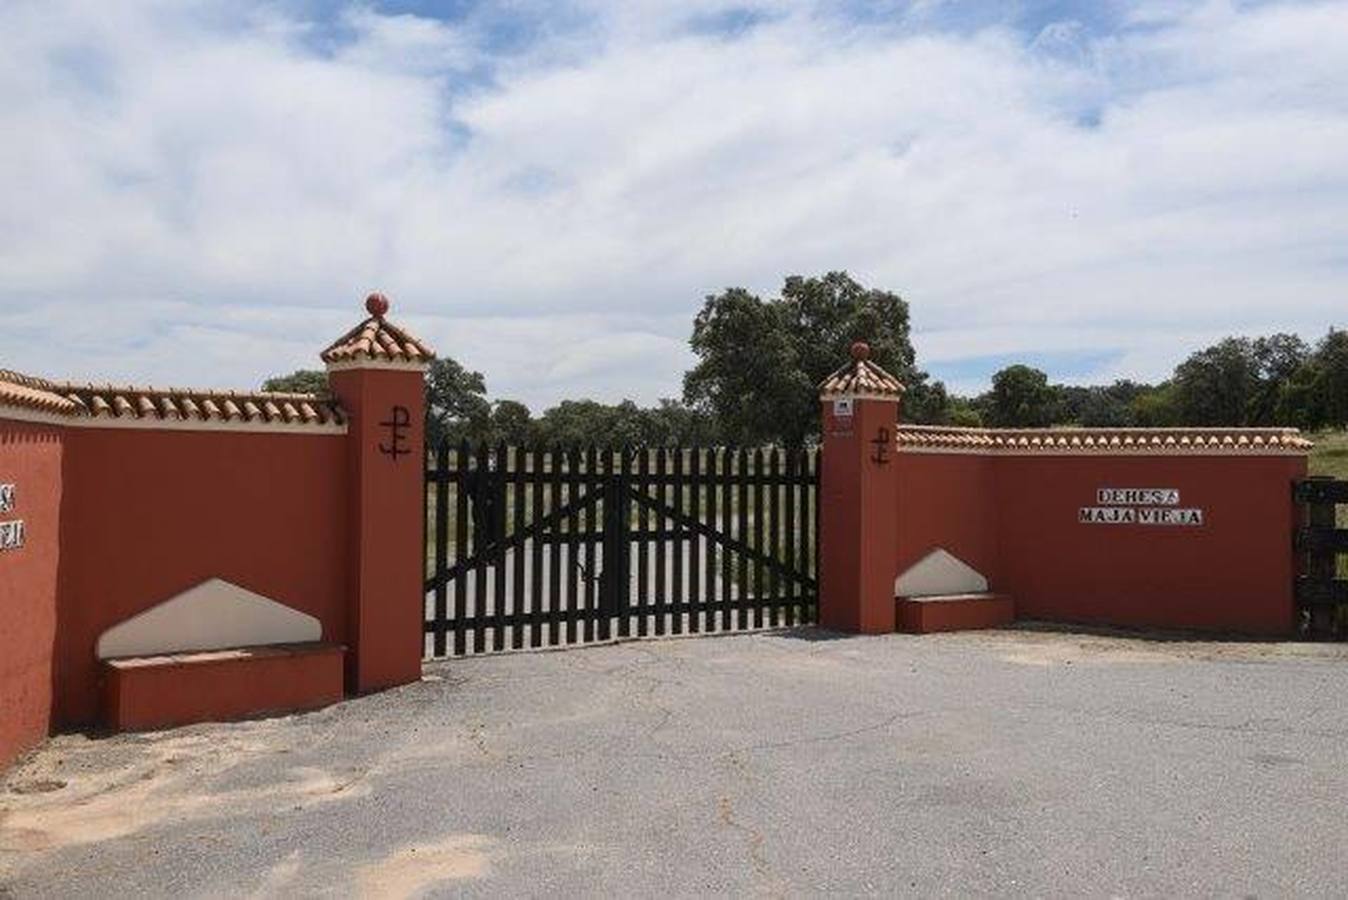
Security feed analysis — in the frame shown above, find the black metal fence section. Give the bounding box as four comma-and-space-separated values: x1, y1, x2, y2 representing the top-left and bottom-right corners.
424, 444, 819, 656
1294, 476, 1348, 639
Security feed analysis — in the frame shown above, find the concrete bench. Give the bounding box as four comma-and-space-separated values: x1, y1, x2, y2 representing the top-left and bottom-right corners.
100, 641, 344, 732
895, 593, 1014, 634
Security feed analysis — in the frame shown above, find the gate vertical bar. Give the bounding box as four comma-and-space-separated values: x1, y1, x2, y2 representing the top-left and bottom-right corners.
807, 448, 818, 622
720, 448, 734, 631
583, 445, 599, 644
472, 442, 489, 654
1307, 477, 1337, 636
767, 448, 780, 629
704, 448, 719, 631
492, 442, 508, 652
549, 445, 565, 646
752, 448, 765, 629
432, 440, 450, 656
783, 449, 798, 627
576, 447, 589, 645
652, 448, 668, 636
688, 448, 703, 634
636, 448, 650, 638
737, 448, 750, 630
511, 445, 526, 650
617, 448, 633, 640
598, 448, 616, 642
567, 446, 583, 647
453, 442, 469, 655
530, 445, 545, 648
670, 448, 683, 635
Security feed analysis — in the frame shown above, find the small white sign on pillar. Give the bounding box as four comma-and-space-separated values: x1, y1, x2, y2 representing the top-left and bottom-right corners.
828, 397, 855, 437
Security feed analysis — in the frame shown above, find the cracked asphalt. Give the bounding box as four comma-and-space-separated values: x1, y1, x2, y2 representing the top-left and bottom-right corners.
4, 627, 1348, 898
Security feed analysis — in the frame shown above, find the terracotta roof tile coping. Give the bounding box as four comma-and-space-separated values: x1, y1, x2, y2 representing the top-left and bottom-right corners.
4, 294, 430, 427
0, 370, 346, 429
818, 341, 905, 399
896, 424, 1313, 454
321, 292, 435, 366
0, 369, 80, 417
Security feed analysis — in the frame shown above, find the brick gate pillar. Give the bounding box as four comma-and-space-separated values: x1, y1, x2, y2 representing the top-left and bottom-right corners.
324, 293, 434, 693
817, 342, 904, 634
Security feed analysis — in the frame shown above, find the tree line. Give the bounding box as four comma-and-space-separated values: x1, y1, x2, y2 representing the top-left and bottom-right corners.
265, 272, 1347, 446
953, 331, 1348, 431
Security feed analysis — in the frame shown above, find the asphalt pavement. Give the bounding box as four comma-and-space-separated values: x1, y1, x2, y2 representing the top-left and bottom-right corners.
3, 626, 1348, 897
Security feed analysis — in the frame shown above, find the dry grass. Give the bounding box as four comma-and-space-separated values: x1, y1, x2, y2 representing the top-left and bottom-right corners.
1309, 431, 1348, 481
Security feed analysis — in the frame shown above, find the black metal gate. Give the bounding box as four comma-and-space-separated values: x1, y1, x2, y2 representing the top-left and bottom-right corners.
424, 445, 818, 656
1294, 476, 1348, 639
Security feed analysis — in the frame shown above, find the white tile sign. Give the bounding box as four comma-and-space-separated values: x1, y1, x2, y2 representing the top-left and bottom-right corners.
1, 483, 22, 551
0, 519, 23, 551
1080, 486, 1203, 527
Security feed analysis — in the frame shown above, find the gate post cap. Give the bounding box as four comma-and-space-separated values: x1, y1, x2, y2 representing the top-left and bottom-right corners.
365, 292, 391, 318
819, 341, 904, 399
322, 292, 434, 367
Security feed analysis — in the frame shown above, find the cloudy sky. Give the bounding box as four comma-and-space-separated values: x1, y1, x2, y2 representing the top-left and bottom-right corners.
1, 0, 1345, 407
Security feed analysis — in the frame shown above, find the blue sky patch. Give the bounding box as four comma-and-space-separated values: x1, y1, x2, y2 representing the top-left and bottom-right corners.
926, 349, 1124, 389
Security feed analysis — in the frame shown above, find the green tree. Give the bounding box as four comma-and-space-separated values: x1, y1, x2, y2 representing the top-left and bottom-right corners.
1054, 385, 1090, 425
1129, 382, 1179, 426
262, 369, 328, 394
1249, 333, 1310, 425
489, 400, 534, 445
984, 365, 1057, 427
1284, 328, 1348, 429
684, 287, 803, 447
1172, 337, 1258, 426
638, 399, 722, 446
534, 400, 618, 447
605, 400, 654, 446
684, 272, 931, 447
425, 357, 491, 447
1312, 328, 1348, 428
1058, 381, 1149, 427
905, 380, 953, 424
532, 398, 720, 448
948, 395, 983, 427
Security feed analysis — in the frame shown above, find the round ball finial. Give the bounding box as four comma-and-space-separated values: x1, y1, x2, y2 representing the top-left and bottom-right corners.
365, 292, 390, 318
850, 340, 871, 362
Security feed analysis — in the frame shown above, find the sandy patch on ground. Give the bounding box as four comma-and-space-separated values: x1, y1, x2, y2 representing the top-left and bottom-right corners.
356, 834, 497, 898
0, 724, 367, 854
998, 639, 1175, 667
935, 627, 1348, 668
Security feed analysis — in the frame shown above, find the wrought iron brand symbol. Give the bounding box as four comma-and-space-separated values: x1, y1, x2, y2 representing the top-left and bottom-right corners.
870, 427, 891, 465
378, 405, 412, 460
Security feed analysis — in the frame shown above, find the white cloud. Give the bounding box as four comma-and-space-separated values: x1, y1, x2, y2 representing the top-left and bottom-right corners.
0, 0, 1345, 408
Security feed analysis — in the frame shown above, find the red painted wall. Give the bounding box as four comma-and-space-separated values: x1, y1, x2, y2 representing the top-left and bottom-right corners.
102, 644, 344, 732
55, 427, 349, 725
0, 422, 63, 768
819, 398, 900, 634
994, 455, 1305, 635
893, 451, 1307, 636
895, 453, 999, 587
329, 368, 427, 692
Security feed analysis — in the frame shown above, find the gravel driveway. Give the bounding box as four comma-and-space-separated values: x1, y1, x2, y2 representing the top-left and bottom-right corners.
3, 627, 1348, 898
